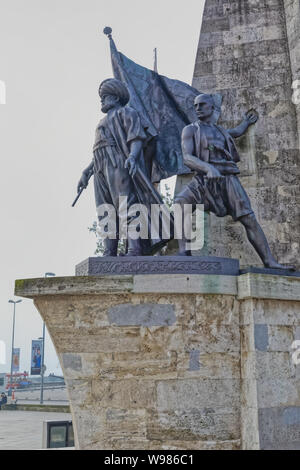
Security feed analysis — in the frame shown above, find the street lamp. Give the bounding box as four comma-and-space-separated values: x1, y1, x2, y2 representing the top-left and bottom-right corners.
40, 272, 56, 404
8, 299, 22, 397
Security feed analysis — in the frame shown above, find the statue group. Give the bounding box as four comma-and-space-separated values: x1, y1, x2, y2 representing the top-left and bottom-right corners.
75, 30, 293, 271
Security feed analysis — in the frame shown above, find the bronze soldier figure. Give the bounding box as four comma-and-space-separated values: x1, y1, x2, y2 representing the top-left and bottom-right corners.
77, 78, 148, 256
175, 93, 293, 269
77, 78, 169, 256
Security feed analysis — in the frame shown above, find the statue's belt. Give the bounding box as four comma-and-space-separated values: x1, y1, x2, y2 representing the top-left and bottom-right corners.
93, 139, 117, 151
93, 139, 118, 168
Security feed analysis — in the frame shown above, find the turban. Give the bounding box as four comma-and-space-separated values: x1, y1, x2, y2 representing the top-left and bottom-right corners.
99, 78, 130, 106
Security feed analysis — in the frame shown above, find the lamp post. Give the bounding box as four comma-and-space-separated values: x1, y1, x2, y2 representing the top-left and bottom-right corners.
8, 299, 22, 397
40, 272, 55, 404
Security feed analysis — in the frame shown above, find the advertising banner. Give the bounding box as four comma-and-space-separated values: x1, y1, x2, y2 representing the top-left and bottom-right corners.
12, 348, 20, 372
31, 340, 42, 375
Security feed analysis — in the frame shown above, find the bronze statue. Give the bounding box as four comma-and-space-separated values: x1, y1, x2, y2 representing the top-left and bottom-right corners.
76, 78, 168, 256
175, 93, 294, 270
74, 29, 294, 269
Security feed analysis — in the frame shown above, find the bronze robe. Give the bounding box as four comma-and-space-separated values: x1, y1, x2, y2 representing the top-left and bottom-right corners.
93, 106, 171, 253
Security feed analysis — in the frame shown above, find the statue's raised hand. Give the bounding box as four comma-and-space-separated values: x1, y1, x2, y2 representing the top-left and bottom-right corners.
244, 109, 259, 125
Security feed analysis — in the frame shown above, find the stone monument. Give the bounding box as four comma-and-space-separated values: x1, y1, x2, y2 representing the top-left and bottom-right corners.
15, 1, 300, 450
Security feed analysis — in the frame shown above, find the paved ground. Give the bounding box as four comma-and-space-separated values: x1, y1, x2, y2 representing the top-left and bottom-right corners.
14, 387, 68, 402
16, 400, 68, 406
0, 410, 72, 450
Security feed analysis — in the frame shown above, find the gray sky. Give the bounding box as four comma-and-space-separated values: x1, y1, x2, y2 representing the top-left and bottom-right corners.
0, 0, 204, 375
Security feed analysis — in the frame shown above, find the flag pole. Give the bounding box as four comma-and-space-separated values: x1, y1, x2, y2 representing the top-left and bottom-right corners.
153, 48, 158, 73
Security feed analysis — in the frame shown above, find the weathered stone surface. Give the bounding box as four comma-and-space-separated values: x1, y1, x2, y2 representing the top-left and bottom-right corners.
156, 379, 240, 411
49, 326, 142, 353
240, 298, 300, 326
238, 273, 300, 300
177, 351, 240, 379
88, 351, 178, 381
240, 267, 300, 277
182, 323, 240, 353
194, 294, 240, 325
105, 408, 148, 443
259, 406, 300, 449
240, 284, 300, 449
192, 0, 300, 269
91, 378, 157, 409
83, 437, 241, 451
133, 274, 237, 295
241, 351, 296, 380
160, 439, 241, 450
256, 377, 300, 408
254, 324, 269, 351
16, 274, 238, 296
107, 303, 176, 326
73, 406, 106, 449
241, 404, 260, 450
15, 275, 134, 297
15, 273, 300, 449
284, 0, 300, 150
147, 408, 240, 441
62, 353, 82, 371
188, 350, 201, 371
60, 352, 106, 379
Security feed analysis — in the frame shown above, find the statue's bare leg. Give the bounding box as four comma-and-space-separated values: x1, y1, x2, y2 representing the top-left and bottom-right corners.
239, 213, 295, 269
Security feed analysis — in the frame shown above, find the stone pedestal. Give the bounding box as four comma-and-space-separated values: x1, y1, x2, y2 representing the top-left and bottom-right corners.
75, 256, 239, 276
15, 273, 300, 450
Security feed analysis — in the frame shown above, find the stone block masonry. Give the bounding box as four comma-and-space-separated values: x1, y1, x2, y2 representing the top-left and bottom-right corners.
15, 273, 300, 449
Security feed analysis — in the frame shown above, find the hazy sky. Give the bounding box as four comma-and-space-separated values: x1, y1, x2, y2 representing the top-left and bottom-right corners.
0, 0, 204, 376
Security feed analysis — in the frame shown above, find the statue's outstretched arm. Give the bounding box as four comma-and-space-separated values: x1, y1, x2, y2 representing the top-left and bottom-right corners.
83, 161, 94, 176
228, 110, 258, 138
